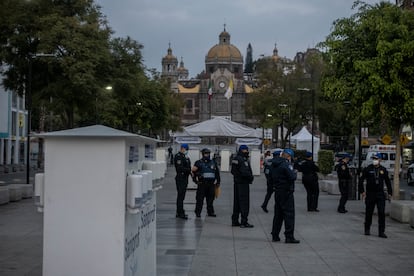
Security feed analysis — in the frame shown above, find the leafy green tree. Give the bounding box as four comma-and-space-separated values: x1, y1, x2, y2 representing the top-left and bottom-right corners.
100, 37, 181, 137
321, 1, 414, 198
248, 55, 324, 148
0, 0, 112, 129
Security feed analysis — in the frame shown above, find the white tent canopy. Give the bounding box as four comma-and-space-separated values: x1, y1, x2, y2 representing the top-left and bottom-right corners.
235, 138, 262, 145
174, 136, 201, 144
173, 117, 262, 138
291, 126, 320, 161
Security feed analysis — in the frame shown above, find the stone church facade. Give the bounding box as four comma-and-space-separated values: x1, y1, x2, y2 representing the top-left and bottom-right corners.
161, 27, 254, 127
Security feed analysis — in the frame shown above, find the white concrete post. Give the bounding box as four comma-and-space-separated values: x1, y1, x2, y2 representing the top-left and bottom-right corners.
39, 125, 159, 276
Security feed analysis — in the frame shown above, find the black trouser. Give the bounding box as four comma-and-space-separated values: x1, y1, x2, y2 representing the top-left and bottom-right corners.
365, 194, 386, 233
176, 177, 188, 215
262, 177, 274, 208
232, 182, 250, 224
303, 176, 319, 211
338, 179, 350, 211
272, 190, 295, 239
195, 181, 215, 215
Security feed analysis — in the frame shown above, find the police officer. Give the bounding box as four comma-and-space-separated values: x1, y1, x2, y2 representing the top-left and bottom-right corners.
359, 152, 392, 238
174, 144, 191, 219
231, 145, 254, 228
270, 148, 299, 243
336, 153, 352, 213
261, 150, 281, 213
192, 148, 221, 217
299, 151, 320, 212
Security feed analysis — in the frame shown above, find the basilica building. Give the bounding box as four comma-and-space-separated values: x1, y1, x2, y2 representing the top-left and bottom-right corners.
161, 27, 255, 127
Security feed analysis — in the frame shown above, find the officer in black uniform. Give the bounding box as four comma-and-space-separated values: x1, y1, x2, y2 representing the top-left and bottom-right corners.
270, 148, 300, 243
192, 148, 221, 217
359, 152, 392, 238
298, 151, 320, 212
231, 145, 254, 228
174, 144, 191, 219
335, 153, 352, 213
261, 150, 281, 213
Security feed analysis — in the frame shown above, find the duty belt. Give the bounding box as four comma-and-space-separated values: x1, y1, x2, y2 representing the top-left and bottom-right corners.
202, 172, 215, 179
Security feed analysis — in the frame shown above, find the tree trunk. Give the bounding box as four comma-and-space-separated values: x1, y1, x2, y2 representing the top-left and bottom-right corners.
393, 126, 402, 200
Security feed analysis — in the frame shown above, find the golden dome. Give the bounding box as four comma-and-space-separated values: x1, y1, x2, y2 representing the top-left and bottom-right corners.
206, 27, 243, 62
206, 44, 242, 60
162, 43, 177, 62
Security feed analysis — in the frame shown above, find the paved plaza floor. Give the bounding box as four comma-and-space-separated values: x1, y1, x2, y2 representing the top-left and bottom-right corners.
1, 166, 414, 275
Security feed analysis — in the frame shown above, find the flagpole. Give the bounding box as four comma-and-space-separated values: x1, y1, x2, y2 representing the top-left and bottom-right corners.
209, 97, 212, 119
208, 78, 213, 119
230, 96, 232, 121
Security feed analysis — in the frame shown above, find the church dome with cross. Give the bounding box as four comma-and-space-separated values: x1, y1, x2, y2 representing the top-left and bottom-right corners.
205, 26, 243, 76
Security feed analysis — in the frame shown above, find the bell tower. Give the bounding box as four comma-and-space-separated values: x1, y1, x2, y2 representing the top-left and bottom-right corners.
161, 42, 178, 82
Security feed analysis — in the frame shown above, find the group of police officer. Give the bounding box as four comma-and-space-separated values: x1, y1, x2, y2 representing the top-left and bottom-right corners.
173, 144, 221, 220
173, 143, 393, 239
336, 152, 393, 238
230, 145, 301, 243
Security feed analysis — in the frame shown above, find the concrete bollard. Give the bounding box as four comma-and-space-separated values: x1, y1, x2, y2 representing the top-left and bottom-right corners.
390, 201, 414, 223
0, 187, 10, 205
9, 184, 33, 199
326, 180, 341, 195
400, 189, 406, 200
7, 186, 22, 202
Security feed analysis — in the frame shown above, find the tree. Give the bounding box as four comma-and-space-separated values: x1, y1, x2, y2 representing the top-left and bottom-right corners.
244, 43, 254, 74
247, 55, 324, 148
0, 1, 181, 137
320, 1, 414, 199
0, 0, 112, 129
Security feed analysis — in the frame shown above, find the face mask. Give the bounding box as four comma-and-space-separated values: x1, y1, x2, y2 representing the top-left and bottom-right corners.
184, 150, 188, 155
242, 152, 249, 158
373, 160, 379, 166
203, 154, 210, 160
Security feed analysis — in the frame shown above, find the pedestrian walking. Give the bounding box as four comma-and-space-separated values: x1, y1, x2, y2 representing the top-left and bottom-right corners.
174, 144, 191, 219
335, 153, 352, 213
270, 148, 300, 243
192, 148, 221, 218
168, 145, 173, 165
298, 151, 320, 212
359, 152, 392, 238
261, 150, 281, 213
231, 145, 254, 228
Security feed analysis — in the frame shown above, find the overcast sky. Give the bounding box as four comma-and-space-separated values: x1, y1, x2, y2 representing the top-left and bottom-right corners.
95, 0, 390, 78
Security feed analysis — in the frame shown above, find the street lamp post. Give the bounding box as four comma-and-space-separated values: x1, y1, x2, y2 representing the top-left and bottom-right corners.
26, 57, 33, 184
298, 88, 315, 159
26, 53, 56, 185
279, 104, 287, 148
311, 89, 315, 158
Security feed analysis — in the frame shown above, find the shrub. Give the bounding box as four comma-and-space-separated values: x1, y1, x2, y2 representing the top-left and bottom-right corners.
318, 150, 334, 175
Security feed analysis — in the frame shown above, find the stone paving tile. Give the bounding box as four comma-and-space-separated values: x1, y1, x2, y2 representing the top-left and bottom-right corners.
2, 165, 414, 275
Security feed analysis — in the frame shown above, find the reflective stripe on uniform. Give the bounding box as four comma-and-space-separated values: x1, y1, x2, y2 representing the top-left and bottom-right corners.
202, 172, 215, 179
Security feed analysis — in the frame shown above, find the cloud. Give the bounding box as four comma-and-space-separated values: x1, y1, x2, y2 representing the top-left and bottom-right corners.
96, 0, 391, 77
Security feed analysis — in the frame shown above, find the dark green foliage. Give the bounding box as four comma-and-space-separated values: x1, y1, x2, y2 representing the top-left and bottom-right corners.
320, 1, 414, 198
318, 150, 334, 175
0, 0, 181, 136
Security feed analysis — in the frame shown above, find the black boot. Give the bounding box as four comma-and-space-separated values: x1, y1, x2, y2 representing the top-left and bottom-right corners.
365, 223, 371, 235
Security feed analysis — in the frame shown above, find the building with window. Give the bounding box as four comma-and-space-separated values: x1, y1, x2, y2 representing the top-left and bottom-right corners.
161, 27, 255, 127
0, 81, 28, 169
396, 0, 414, 9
